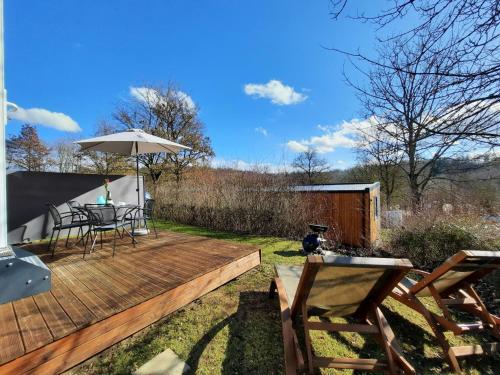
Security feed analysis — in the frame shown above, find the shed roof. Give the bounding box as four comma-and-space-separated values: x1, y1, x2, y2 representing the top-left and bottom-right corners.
292, 182, 380, 192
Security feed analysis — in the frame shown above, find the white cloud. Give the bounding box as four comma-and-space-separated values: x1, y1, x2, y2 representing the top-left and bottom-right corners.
211, 157, 254, 171
175, 90, 195, 110
466, 147, 500, 160
244, 80, 307, 105
334, 160, 352, 170
286, 117, 378, 154
255, 127, 268, 136
8, 107, 81, 132
130, 86, 154, 102
130, 86, 195, 111
287, 140, 309, 153
210, 157, 288, 173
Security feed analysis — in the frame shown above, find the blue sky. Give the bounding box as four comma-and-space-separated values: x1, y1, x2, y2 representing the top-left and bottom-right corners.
5, 0, 387, 170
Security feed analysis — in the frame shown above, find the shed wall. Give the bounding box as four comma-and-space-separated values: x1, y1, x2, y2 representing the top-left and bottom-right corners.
302, 192, 364, 247
300, 187, 380, 247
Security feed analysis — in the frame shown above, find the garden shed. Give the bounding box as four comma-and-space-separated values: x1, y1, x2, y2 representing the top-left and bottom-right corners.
293, 182, 381, 248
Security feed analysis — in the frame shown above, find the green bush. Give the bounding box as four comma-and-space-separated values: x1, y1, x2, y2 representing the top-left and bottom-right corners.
387, 215, 499, 269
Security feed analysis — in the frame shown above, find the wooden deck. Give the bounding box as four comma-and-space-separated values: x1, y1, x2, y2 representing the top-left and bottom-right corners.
0, 230, 260, 374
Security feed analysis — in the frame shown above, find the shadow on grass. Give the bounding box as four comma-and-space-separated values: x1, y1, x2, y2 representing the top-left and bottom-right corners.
185, 291, 283, 375
381, 305, 499, 374
184, 315, 233, 373
274, 249, 303, 258
309, 308, 444, 374
380, 306, 442, 371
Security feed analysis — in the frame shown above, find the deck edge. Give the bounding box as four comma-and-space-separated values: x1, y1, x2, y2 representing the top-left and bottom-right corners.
0, 249, 261, 375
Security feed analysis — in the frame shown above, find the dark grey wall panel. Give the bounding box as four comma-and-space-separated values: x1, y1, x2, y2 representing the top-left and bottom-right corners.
7, 172, 144, 244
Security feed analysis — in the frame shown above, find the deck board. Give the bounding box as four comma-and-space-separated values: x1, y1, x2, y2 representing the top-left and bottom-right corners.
91, 261, 154, 300
76, 261, 146, 305
0, 303, 25, 364
51, 265, 112, 320
63, 262, 134, 309
33, 291, 75, 340
121, 250, 187, 284
12, 297, 53, 352
0, 230, 260, 374
110, 253, 175, 291
49, 275, 96, 329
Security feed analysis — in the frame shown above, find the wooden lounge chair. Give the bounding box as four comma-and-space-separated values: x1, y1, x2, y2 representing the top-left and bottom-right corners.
269, 255, 415, 374
390, 250, 500, 373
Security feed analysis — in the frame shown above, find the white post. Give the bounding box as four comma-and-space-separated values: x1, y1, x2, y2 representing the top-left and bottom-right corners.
0, 3, 51, 306
0, 0, 10, 255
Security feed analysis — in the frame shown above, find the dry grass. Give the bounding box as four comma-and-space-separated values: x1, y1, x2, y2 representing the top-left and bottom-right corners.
386, 212, 500, 268
153, 168, 311, 238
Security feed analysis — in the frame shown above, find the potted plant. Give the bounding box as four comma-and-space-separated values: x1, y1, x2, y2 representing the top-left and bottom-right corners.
103, 178, 114, 205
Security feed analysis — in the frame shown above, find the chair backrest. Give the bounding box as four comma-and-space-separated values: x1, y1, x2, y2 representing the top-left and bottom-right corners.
67, 200, 81, 212
410, 250, 500, 297
291, 255, 413, 319
84, 204, 116, 226
144, 199, 155, 218
67, 200, 84, 221
47, 204, 62, 226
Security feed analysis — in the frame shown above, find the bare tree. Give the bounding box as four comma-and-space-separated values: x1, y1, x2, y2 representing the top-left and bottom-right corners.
349, 39, 481, 211
82, 121, 131, 175
357, 134, 403, 209
292, 148, 330, 184
330, 0, 499, 143
113, 84, 214, 187
53, 138, 83, 173
7, 124, 52, 171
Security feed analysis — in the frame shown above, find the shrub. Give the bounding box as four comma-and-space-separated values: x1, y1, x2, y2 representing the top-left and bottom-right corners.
152, 167, 312, 239
387, 213, 500, 269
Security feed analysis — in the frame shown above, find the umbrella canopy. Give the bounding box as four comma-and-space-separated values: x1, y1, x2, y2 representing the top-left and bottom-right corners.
75, 128, 190, 206
75, 128, 190, 155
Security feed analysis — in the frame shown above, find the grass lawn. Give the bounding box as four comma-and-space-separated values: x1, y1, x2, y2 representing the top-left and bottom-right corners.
68, 221, 499, 375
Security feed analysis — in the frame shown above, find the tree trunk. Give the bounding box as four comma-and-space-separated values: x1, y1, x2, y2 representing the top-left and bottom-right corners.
409, 179, 422, 212
149, 171, 162, 199
385, 188, 392, 210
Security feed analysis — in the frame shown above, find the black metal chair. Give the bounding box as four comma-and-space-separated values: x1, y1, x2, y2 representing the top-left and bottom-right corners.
65, 200, 89, 247
84, 204, 135, 258
124, 199, 158, 238
47, 204, 89, 257
67, 200, 82, 214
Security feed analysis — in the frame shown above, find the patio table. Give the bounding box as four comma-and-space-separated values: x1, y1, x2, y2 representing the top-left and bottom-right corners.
83, 203, 138, 217
83, 204, 138, 256
88, 204, 149, 236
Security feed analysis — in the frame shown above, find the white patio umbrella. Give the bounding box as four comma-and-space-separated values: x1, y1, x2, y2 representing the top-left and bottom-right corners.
75, 128, 190, 205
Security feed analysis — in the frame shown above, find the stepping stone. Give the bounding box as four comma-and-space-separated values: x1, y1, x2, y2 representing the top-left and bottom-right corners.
134, 348, 190, 375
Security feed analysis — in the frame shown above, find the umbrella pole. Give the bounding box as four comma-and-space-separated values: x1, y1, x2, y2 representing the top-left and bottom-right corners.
135, 143, 140, 206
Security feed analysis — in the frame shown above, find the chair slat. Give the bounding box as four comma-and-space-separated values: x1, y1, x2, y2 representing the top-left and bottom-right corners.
312, 357, 388, 370
306, 321, 379, 334
450, 343, 498, 357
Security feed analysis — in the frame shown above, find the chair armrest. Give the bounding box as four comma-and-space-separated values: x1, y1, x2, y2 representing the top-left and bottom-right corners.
271, 277, 303, 374
121, 206, 141, 221
75, 208, 90, 220
60, 213, 79, 222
